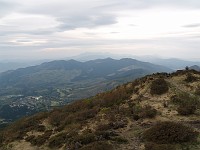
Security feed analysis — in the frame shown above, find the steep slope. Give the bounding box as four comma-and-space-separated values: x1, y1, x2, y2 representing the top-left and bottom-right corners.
0, 69, 199, 150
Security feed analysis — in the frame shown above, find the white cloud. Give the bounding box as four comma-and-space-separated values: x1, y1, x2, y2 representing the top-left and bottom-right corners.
0, 0, 200, 60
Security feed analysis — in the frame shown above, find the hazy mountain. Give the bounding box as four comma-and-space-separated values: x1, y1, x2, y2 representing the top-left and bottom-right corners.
0, 60, 49, 73
1, 70, 199, 149
64, 52, 132, 61
0, 58, 171, 89
141, 57, 200, 70
189, 65, 200, 71
0, 62, 28, 73
1, 52, 199, 73
65, 53, 200, 70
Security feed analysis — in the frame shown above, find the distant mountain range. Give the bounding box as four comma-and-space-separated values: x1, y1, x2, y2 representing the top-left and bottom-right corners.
63, 52, 200, 70
0, 58, 171, 124
140, 57, 200, 70
0, 58, 172, 90
190, 65, 200, 71
0, 60, 48, 73
1, 53, 200, 73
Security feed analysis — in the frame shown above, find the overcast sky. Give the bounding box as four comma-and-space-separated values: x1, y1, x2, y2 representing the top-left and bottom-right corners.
0, 0, 200, 61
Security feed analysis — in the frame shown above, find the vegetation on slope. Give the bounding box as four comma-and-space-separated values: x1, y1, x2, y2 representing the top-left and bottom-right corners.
0, 69, 200, 150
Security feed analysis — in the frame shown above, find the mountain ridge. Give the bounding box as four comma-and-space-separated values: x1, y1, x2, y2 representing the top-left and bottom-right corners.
0, 58, 172, 126
0, 58, 172, 89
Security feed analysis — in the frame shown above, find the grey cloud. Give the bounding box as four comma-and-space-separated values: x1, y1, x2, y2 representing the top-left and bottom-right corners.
0, 27, 55, 36
0, 0, 19, 18
0, 33, 200, 60
57, 14, 117, 30
93, 0, 200, 10
182, 23, 200, 28
14, 1, 119, 32
135, 0, 200, 9
10, 0, 200, 33
110, 32, 120, 34
1, 0, 200, 60
129, 24, 137, 27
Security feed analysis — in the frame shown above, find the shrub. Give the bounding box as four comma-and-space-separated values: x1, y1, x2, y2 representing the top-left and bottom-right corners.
111, 136, 128, 144
48, 110, 65, 126
74, 133, 96, 145
48, 132, 68, 148
0, 132, 4, 144
185, 73, 198, 82
140, 105, 157, 118
96, 124, 112, 131
111, 120, 127, 129
144, 142, 176, 150
79, 141, 114, 150
150, 78, 169, 95
32, 135, 47, 146
75, 108, 98, 122
171, 93, 199, 106
171, 93, 199, 115
25, 135, 35, 142
48, 131, 78, 148
36, 125, 46, 132
42, 130, 52, 139
132, 104, 157, 120
95, 131, 111, 140
177, 105, 196, 116
93, 85, 133, 108
195, 86, 200, 96
26, 131, 52, 146
143, 121, 198, 144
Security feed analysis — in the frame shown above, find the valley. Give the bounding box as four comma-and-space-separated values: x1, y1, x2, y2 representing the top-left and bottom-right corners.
0, 58, 172, 126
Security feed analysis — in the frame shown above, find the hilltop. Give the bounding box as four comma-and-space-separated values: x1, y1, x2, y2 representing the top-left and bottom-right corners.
0, 69, 200, 150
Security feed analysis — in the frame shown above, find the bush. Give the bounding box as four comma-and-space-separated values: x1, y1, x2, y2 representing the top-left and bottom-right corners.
171, 93, 199, 115
96, 124, 112, 131
48, 132, 68, 148
140, 105, 157, 118
74, 133, 96, 145
32, 135, 47, 146
95, 131, 112, 140
195, 86, 200, 96
144, 142, 176, 150
150, 78, 169, 95
26, 130, 53, 146
143, 121, 198, 144
36, 125, 46, 132
132, 104, 157, 120
48, 131, 78, 148
79, 141, 114, 150
25, 135, 35, 142
111, 136, 128, 144
177, 105, 196, 116
185, 73, 198, 82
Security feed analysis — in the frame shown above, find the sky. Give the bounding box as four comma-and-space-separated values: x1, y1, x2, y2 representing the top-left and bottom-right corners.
0, 0, 200, 61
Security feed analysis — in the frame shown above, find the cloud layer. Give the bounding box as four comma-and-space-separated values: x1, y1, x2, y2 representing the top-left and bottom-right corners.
0, 0, 200, 60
